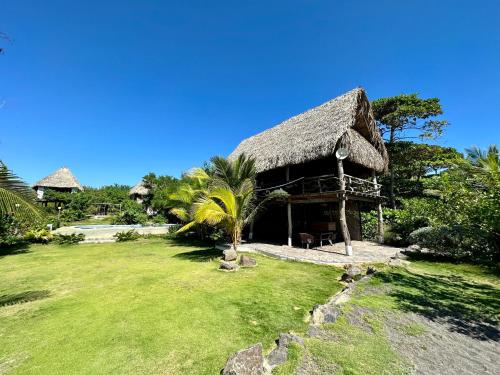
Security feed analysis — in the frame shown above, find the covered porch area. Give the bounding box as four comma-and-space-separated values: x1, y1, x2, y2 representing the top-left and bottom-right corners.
231, 241, 402, 265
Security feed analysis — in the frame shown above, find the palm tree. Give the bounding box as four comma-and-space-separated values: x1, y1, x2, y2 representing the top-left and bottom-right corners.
179, 154, 287, 251
169, 168, 210, 231
0, 162, 42, 223
191, 180, 286, 251
210, 154, 256, 190
466, 145, 499, 176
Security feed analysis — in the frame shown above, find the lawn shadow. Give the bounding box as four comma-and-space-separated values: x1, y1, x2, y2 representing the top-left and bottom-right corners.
0, 290, 51, 307
0, 243, 31, 258
376, 270, 500, 341
173, 247, 222, 262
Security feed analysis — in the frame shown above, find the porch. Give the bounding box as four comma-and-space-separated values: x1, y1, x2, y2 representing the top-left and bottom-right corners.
251, 171, 385, 251
220, 241, 403, 266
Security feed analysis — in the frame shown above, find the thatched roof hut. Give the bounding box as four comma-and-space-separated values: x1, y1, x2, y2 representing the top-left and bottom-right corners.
33, 167, 83, 191
129, 181, 149, 197
229, 87, 388, 173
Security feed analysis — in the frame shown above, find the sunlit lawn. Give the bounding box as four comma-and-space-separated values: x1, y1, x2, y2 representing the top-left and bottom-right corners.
0, 238, 342, 374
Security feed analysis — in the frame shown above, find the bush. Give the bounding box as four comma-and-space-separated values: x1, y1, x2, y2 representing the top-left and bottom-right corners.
114, 230, 140, 242
0, 215, 26, 248
150, 214, 166, 224
53, 233, 85, 245
24, 228, 52, 244
408, 226, 498, 261
361, 211, 378, 241
112, 201, 147, 225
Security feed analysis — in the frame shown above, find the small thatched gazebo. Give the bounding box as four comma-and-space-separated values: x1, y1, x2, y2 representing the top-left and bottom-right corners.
33, 167, 83, 200
229, 87, 388, 254
129, 181, 149, 204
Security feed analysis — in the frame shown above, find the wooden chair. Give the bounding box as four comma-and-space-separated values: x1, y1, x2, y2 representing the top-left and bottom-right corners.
299, 233, 315, 249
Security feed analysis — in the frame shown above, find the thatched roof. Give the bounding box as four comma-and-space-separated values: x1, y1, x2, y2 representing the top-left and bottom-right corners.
33, 167, 83, 190
229, 88, 388, 173
129, 181, 149, 196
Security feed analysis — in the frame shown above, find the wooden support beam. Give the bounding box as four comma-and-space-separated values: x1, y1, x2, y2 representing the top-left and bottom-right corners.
337, 159, 352, 256
286, 166, 292, 247
372, 171, 385, 244
249, 220, 254, 241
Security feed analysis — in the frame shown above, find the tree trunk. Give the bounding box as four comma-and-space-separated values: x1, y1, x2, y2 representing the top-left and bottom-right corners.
388, 127, 396, 208
337, 158, 352, 256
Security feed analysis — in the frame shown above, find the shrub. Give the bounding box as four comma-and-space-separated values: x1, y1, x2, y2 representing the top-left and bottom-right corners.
112, 201, 147, 225
24, 228, 53, 244
408, 226, 498, 261
0, 215, 26, 248
361, 211, 378, 241
114, 230, 140, 242
53, 233, 85, 245
152, 214, 167, 224
164, 224, 181, 238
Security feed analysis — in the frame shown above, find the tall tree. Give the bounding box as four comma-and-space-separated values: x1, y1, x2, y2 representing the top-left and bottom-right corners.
372, 94, 448, 207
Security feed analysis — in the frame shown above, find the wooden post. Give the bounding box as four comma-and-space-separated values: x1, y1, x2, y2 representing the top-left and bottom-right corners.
286, 166, 292, 247
337, 158, 352, 256
249, 220, 254, 241
372, 171, 384, 244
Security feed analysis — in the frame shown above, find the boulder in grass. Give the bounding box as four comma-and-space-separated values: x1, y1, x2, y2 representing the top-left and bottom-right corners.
239, 255, 257, 267
311, 304, 342, 324
220, 261, 239, 271
366, 266, 377, 275
222, 343, 264, 375
265, 333, 304, 368
223, 249, 237, 261
345, 264, 362, 277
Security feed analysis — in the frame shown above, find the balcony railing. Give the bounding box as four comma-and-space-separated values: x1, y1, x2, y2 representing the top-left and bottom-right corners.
256, 173, 382, 199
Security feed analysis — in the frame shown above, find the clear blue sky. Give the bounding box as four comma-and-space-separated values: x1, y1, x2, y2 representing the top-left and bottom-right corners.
1, 0, 499, 187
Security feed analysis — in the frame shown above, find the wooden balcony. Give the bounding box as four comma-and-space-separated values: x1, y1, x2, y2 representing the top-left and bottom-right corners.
256, 174, 383, 203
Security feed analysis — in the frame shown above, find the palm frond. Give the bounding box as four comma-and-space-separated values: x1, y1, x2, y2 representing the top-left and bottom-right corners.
0, 163, 42, 223
193, 196, 229, 225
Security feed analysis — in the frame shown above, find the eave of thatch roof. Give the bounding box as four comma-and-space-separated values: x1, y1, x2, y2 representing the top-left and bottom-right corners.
229, 87, 388, 173
129, 181, 149, 196
33, 167, 83, 190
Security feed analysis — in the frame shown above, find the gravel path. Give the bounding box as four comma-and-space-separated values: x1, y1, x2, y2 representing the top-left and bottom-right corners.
385, 312, 500, 375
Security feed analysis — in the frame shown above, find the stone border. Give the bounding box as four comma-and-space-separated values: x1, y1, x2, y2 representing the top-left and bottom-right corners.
220, 266, 376, 374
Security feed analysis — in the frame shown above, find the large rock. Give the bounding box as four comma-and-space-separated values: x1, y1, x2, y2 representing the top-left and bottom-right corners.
311, 304, 342, 325
265, 333, 304, 368
278, 333, 304, 347
223, 249, 237, 261
340, 264, 362, 283
239, 255, 257, 267
222, 343, 264, 375
345, 264, 362, 277
220, 261, 239, 271
266, 346, 287, 367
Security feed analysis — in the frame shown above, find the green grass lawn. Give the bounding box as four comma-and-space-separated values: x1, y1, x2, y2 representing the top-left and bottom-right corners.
0, 239, 343, 374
